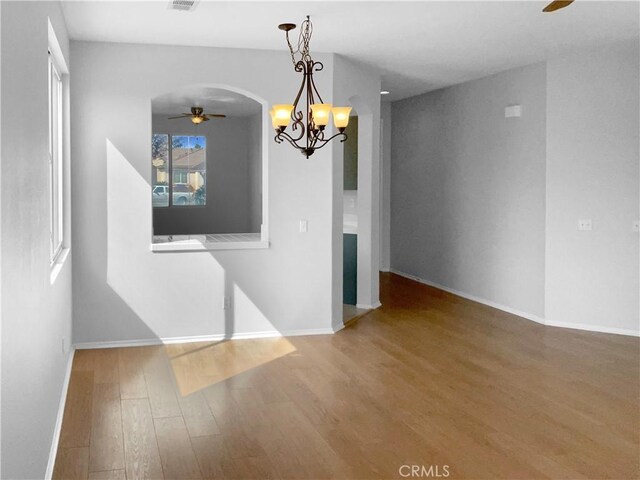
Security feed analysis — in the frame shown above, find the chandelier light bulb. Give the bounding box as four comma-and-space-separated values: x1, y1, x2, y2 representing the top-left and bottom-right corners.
331, 107, 352, 131
310, 103, 332, 128
272, 104, 294, 127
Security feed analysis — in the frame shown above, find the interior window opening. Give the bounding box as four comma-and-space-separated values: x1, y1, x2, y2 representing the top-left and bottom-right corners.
150, 87, 264, 246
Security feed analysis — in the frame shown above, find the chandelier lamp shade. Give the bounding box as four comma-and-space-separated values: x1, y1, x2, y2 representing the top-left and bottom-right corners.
271, 16, 352, 158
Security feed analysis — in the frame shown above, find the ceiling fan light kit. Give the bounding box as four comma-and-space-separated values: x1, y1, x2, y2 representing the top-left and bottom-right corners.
271, 16, 352, 158
167, 106, 226, 124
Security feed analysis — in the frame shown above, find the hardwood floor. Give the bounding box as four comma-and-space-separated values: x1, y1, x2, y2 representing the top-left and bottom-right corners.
54, 273, 640, 479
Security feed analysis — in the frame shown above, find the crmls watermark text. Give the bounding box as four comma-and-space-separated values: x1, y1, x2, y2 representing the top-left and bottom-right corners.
399, 464, 450, 478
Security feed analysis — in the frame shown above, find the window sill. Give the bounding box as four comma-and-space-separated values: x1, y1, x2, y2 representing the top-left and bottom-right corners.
50, 248, 70, 284
151, 233, 269, 252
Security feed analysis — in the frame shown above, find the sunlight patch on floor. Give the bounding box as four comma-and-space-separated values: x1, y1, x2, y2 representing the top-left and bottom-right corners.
166, 337, 297, 396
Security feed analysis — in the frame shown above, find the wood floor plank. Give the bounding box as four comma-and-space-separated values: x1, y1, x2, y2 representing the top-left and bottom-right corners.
202, 383, 248, 433
154, 416, 202, 479
56, 273, 640, 479
89, 383, 125, 472
261, 401, 351, 479
59, 371, 94, 448
88, 470, 126, 480
190, 435, 226, 480
143, 353, 182, 419
72, 348, 120, 384
192, 433, 280, 480
53, 447, 89, 480
220, 455, 279, 480
93, 348, 120, 384
121, 398, 164, 479
118, 347, 148, 399
177, 391, 220, 438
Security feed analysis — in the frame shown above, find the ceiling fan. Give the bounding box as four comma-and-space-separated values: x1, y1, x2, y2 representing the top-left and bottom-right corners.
168, 107, 226, 125
543, 0, 574, 12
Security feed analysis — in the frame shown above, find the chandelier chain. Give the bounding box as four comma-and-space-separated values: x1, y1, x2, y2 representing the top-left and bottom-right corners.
285, 15, 313, 67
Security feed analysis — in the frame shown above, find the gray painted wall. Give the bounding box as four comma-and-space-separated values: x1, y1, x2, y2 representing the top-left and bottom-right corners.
247, 113, 263, 233
545, 40, 639, 333
343, 117, 358, 190
380, 101, 391, 271
151, 114, 261, 235
1, 2, 73, 478
391, 62, 547, 317
0, 1, 2, 470
389, 40, 639, 334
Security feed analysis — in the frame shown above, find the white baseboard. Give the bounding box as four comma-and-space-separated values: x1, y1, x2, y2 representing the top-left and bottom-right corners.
356, 301, 382, 310
544, 320, 640, 337
390, 269, 639, 337
45, 348, 76, 480
74, 328, 338, 350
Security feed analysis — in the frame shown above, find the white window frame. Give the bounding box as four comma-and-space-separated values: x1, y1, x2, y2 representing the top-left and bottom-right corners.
48, 50, 64, 264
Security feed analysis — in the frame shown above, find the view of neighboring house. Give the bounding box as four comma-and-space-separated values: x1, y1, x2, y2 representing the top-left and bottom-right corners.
152, 134, 207, 206
171, 147, 205, 191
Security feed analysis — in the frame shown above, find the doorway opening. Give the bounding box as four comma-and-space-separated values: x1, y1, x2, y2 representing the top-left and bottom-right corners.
342, 112, 368, 322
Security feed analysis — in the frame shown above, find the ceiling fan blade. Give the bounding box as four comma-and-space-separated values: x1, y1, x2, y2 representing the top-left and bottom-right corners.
167, 115, 189, 119
205, 114, 226, 118
543, 0, 574, 12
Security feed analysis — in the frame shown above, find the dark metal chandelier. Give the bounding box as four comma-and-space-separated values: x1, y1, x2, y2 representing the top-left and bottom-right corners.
270, 16, 352, 158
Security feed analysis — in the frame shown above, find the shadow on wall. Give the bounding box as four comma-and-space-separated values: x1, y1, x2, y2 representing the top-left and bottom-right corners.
105, 139, 296, 396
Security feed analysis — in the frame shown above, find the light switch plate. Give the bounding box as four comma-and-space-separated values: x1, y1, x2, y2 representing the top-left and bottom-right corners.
578, 219, 592, 231
299, 220, 308, 233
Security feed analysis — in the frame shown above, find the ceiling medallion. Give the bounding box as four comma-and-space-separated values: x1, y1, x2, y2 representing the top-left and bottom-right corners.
270, 16, 352, 158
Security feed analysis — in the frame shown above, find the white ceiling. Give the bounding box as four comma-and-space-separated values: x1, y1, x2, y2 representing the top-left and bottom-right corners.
61, 1, 639, 101
152, 86, 262, 117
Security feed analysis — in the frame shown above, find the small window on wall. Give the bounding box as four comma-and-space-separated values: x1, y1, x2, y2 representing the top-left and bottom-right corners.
152, 134, 206, 207
49, 50, 64, 263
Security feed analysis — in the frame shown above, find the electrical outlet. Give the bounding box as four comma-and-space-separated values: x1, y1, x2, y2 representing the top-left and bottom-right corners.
633, 220, 640, 232
578, 219, 592, 231
222, 296, 231, 310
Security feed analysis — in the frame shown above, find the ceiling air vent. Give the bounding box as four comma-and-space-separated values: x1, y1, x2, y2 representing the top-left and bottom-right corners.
168, 0, 198, 11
